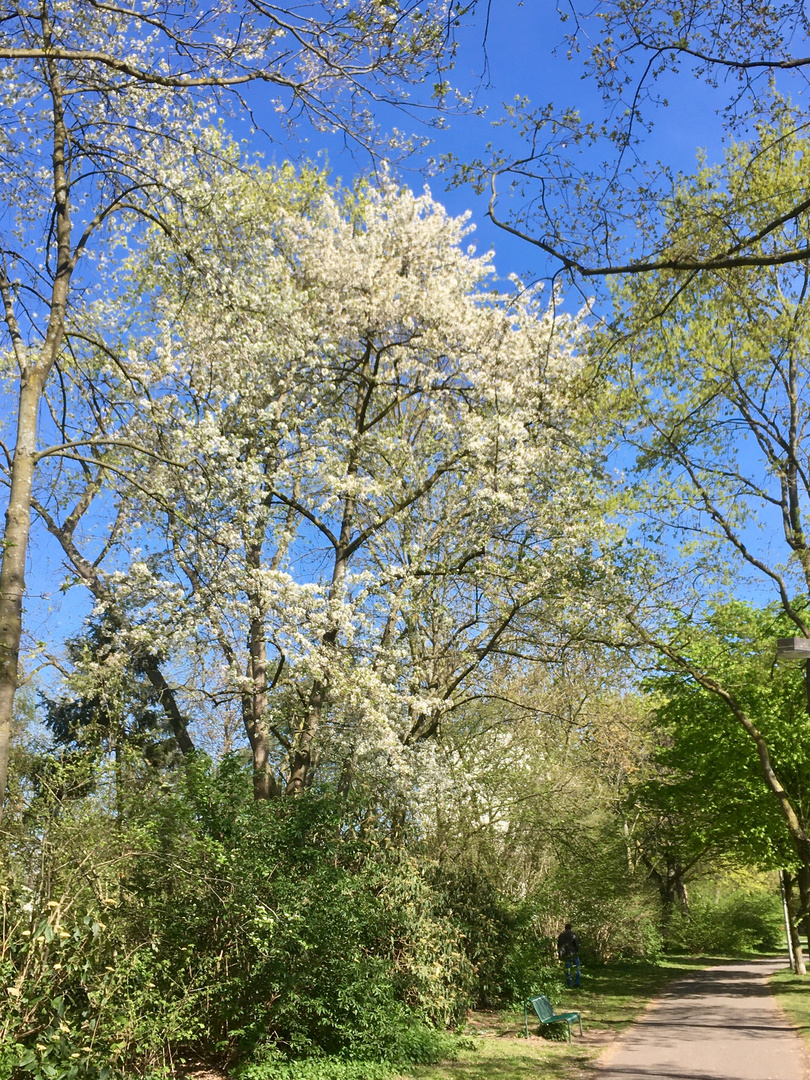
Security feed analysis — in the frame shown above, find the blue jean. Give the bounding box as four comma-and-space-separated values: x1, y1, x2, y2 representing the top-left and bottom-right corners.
564, 955, 581, 987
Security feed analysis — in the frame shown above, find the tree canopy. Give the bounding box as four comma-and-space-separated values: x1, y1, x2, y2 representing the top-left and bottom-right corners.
3, 7, 810, 1074
31, 163, 613, 802
473, 4, 810, 280
0, 0, 465, 822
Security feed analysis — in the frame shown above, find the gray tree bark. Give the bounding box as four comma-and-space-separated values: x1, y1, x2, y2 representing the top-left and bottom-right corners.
0, 46, 72, 824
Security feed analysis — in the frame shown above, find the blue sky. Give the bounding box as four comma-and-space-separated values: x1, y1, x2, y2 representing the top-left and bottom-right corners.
20, 0, 769, 683
228, 1, 733, 284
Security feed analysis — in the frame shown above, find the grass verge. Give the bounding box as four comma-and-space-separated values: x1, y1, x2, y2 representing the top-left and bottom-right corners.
395, 957, 718, 1080
770, 964, 810, 1055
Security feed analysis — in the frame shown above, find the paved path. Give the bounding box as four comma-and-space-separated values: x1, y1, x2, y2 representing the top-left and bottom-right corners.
595, 958, 806, 1080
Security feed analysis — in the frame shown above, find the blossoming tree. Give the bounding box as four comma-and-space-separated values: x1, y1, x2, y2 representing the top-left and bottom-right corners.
0, 0, 462, 820
42, 168, 610, 800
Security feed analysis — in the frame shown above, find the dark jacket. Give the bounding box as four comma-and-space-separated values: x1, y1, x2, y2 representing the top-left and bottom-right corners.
557, 929, 579, 959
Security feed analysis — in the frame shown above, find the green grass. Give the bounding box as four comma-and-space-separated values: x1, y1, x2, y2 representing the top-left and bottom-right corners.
769, 966, 810, 1053
394, 1037, 592, 1080
394, 957, 715, 1080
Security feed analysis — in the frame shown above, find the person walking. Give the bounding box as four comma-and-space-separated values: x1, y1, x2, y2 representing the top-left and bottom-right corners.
557, 922, 581, 988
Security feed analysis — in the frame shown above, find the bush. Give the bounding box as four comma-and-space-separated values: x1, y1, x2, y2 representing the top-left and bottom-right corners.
232, 1060, 396, 1080
666, 884, 784, 955
532, 834, 665, 963
1, 754, 473, 1077
434, 865, 558, 1006
231, 1026, 470, 1079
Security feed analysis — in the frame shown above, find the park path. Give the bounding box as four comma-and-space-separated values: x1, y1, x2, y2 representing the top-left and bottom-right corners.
594, 958, 806, 1080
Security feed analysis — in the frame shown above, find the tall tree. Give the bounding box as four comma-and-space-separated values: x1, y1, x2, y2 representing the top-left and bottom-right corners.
597, 124, 810, 951
633, 604, 804, 937
62, 169, 608, 799
0, 0, 462, 820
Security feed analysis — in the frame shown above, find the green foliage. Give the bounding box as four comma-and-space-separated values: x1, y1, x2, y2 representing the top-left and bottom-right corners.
0, 1044, 24, 1080
232, 1059, 396, 1080
1, 754, 473, 1076
641, 601, 810, 871
0, 761, 124, 1079
230, 1028, 470, 1079
665, 884, 784, 956
39, 618, 183, 770
433, 864, 557, 1006
537, 830, 664, 963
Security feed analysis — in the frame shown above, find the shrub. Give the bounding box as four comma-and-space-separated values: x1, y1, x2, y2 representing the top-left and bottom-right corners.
232, 1056, 396, 1080
1, 754, 473, 1076
666, 884, 784, 955
434, 865, 558, 1006
532, 834, 665, 963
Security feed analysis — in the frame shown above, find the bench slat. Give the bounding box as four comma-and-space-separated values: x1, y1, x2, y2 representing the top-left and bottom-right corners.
524, 994, 583, 1041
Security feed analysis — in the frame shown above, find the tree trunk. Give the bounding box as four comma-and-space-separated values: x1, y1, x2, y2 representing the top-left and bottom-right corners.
796, 860, 810, 965
665, 860, 690, 914
782, 870, 807, 975
139, 659, 195, 755
0, 376, 47, 824
244, 625, 277, 800
0, 44, 73, 824
249, 725, 279, 800
286, 677, 326, 795
244, 538, 281, 799
645, 856, 689, 942
285, 536, 351, 795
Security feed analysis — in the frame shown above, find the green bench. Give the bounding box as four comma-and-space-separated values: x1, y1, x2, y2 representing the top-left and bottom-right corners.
524, 994, 583, 1041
